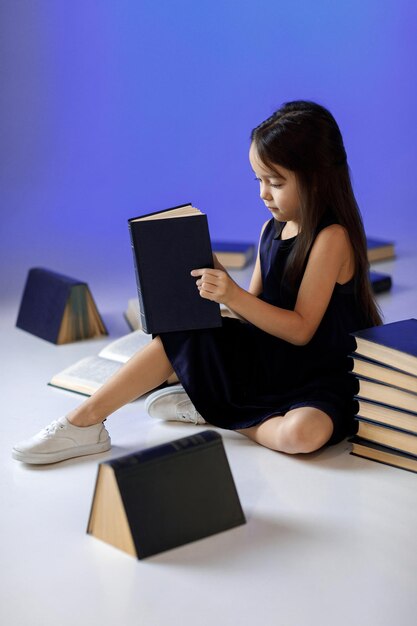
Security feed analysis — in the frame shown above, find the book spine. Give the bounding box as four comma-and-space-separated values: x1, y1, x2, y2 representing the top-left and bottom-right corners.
128, 222, 149, 333
106, 431, 221, 470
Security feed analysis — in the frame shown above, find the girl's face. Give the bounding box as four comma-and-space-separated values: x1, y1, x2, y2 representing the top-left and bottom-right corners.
249, 143, 301, 224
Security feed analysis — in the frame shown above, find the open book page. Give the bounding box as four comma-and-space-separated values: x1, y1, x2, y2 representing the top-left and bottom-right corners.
131, 204, 202, 222
99, 329, 151, 362
49, 356, 123, 396
49, 330, 151, 396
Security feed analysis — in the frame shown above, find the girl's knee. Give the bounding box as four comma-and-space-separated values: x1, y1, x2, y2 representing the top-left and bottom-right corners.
281, 410, 334, 454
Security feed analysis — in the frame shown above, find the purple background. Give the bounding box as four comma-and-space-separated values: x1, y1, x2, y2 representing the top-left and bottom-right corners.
1, 0, 416, 304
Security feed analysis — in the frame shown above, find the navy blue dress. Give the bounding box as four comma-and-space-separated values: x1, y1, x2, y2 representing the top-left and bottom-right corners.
158, 213, 367, 445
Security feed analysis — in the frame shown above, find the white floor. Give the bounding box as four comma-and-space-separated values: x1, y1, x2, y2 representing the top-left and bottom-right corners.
1, 248, 417, 626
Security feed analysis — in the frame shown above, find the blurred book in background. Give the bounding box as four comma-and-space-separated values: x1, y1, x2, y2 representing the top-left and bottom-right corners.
366, 237, 395, 263
212, 241, 255, 269
16, 267, 107, 344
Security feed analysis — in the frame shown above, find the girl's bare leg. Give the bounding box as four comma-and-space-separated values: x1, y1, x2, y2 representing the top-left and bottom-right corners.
237, 407, 334, 454
67, 336, 174, 427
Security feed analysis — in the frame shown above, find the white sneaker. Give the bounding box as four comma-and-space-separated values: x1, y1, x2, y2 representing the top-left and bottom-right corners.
145, 385, 207, 425
12, 416, 111, 464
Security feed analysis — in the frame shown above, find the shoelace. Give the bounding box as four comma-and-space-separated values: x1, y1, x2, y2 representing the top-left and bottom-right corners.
175, 400, 201, 424
41, 421, 65, 436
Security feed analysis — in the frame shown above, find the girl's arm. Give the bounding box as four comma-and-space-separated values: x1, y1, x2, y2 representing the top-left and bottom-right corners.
247, 219, 269, 296
192, 224, 353, 346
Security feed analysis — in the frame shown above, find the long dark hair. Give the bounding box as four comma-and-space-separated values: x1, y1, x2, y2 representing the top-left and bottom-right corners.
251, 100, 382, 326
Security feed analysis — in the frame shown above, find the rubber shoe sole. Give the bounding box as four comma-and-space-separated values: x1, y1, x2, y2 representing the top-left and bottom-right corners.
12, 438, 111, 465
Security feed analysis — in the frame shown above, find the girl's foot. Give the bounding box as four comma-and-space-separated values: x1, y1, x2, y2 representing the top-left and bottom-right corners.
145, 385, 207, 425
12, 416, 111, 464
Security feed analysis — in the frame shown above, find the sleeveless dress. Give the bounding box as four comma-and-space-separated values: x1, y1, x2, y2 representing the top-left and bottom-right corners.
158, 213, 368, 446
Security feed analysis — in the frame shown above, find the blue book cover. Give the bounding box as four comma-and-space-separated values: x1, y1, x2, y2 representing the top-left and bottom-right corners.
16, 267, 107, 344
351, 319, 417, 377
366, 237, 395, 262
16, 268, 82, 343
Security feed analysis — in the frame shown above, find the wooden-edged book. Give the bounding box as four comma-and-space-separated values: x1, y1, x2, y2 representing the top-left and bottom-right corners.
366, 237, 395, 263
354, 418, 417, 456
16, 267, 107, 344
349, 356, 417, 395
87, 431, 246, 559
355, 377, 417, 414
355, 399, 417, 435
351, 319, 417, 377
350, 437, 417, 474
128, 203, 222, 334
212, 241, 255, 269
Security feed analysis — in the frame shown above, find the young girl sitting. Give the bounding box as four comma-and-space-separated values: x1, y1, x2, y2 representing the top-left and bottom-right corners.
13, 100, 382, 464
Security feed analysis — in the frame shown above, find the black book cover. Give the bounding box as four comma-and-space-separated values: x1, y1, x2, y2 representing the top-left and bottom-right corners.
88, 431, 246, 559
16, 268, 83, 343
128, 205, 222, 334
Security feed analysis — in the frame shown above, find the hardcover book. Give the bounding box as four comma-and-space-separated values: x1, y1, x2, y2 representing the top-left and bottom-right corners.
355, 418, 417, 456
124, 297, 235, 332
349, 356, 417, 395
351, 319, 417, 377
355, 397, 417, 433
350, 437, 417, 474
87, 431, 246, 559
355, 399, 417, 435
366, 237, 395, 263
16, 267, 107, 344
355, 377, 417, 414
128, 203, 222, 334
212, 241, 256, 269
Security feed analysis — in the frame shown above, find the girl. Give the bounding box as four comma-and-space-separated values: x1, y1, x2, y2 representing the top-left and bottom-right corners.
13, 100, 382, 464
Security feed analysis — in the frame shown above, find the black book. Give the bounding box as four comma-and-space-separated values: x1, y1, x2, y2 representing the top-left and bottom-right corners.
350, 436, 417, 474
355, 377, 417, 414
351, 319, 417, 377
128, 203, 222, 334
354, 417, 417, 456
355, 399, 417, 435
87, 431, 246, 559
349, 356, 417, 395
16, 267, 107, 344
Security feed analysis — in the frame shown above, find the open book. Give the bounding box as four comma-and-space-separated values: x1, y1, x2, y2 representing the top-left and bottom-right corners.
128, 203, 222, 334
48, 330, 151, 397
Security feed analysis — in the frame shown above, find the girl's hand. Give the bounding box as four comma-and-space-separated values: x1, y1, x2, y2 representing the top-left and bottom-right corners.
191, 267, 241, 306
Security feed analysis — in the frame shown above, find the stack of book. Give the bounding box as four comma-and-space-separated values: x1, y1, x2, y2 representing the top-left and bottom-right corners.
349, 319, 417, 473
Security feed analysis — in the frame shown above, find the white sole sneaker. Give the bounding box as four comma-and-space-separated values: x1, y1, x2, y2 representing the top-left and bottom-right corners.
145, 385, 206, 425
12, 416, 111, 465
